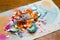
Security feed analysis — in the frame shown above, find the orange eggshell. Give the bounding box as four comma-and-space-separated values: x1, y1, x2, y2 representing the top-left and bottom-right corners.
18, 25, 24, 30
32, 13, 38, 19
26, 20, 32, 28
24, 8, 32, 14
16, 20, 24, 30
18, 10, 22, 17
14, 16, 19, 20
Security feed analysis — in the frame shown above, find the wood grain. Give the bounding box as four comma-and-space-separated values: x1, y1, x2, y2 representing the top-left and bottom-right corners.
0, 0, 39, 12
35, 30, 60, 40
0, 0, 60, 12
53, 0, 60, 9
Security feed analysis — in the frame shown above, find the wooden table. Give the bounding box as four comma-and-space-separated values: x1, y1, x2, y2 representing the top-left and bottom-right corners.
0, 0, 60, 12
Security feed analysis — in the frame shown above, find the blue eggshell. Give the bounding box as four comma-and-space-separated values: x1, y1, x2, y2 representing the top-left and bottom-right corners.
22, 14, 30, 20
28, 23, 37, 33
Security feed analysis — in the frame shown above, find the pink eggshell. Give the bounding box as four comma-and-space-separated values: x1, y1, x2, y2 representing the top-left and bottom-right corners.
36, 25, 40, 28
5, 23, 10, 31
39, 30, 43, 33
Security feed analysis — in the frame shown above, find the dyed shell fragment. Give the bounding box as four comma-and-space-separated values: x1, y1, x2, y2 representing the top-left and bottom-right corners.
27, 23, 37, 33
5, 23, 10, 31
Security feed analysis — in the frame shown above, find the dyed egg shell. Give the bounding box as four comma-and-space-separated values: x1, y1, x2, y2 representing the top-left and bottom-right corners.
32, 13, 38, 19
30, 12, 38, 20
10, 25, 19, 32
24, 8, 32, 14
14, 16, 20, 20
9, 21, 14, 26
16, 20, 25, 30
22, 13, 31, 20
18, 31, 23, 37
5, 23, 10, 31
17, 10, 22, 17
26, 20, 32, 28
27, 23, 37, 33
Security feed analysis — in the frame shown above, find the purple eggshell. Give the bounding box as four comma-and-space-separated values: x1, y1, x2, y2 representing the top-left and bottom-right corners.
18, 32, 23, 37
36, 25, 40, 28
9, 21, 14, 26
13, 19, 17, 25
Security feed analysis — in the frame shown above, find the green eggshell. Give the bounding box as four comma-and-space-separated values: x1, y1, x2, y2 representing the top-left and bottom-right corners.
10, 25, 19, 32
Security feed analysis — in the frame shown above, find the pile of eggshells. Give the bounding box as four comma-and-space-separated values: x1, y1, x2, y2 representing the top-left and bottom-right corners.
5, 8, 44, 37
